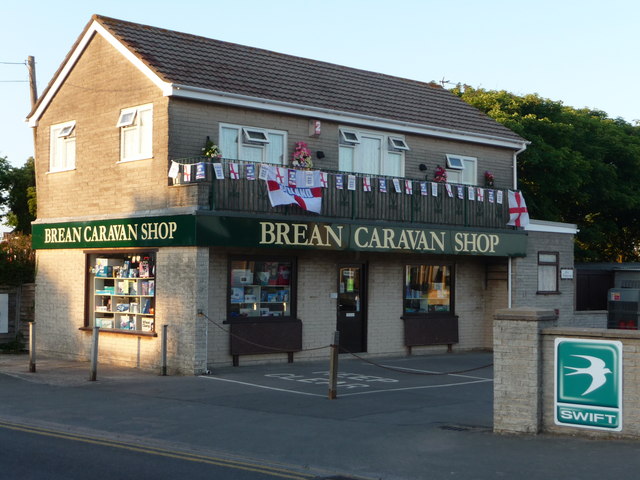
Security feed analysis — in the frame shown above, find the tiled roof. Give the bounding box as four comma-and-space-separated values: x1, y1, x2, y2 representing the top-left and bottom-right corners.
45, 15, 527, 144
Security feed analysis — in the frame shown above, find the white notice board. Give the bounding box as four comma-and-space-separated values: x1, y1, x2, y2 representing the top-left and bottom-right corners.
0, 294, 8, 333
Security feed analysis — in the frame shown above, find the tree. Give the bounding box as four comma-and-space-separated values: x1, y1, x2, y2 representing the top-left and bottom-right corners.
0, 156, 36, 233
451, 87, 640, 262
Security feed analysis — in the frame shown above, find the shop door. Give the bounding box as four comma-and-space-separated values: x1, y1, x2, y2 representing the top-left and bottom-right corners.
337, 264, 367, 353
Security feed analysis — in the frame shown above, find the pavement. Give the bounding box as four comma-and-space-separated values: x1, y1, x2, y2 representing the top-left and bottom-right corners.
1, 351, 640, 480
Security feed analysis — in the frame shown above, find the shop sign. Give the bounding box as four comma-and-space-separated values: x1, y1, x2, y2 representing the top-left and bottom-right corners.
32, 215, 197, 249
554, 338, 622, 431
34, 215, 527, 257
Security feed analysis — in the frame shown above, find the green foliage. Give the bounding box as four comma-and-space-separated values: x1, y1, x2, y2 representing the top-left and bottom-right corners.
0, 234, 35, 285
452, 87, 640, 262
3, 157, 36, 233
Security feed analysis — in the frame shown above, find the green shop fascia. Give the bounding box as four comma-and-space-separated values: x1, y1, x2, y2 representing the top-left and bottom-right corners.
32, 214, 527, 256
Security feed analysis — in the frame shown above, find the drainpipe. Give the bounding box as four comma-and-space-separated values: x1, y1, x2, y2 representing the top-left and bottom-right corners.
513, 142, 528, 190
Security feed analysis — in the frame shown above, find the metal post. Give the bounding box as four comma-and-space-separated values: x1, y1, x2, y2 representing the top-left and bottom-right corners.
161, 324, 168, 376
28, 322, 36, 373
89, 326, 100, 381
328, 331, 340, 400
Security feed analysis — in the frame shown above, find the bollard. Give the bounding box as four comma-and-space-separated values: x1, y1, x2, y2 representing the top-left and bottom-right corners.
29, 322, 36, 373
161, 324, 168, 376
89, 325, 100, 381
328, 331, 340, 400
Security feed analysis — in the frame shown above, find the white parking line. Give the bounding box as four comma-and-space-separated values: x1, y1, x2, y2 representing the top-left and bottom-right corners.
339, 378, 493, 397
200, 375, 325, 397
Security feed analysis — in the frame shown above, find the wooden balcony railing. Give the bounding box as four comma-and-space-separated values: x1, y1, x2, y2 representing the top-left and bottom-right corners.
171, 158, 512, 230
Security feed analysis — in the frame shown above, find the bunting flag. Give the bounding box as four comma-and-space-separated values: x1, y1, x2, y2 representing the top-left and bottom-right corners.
405, 180, 413, 195
229, 162, 240, 180
168, 161, 180, 180
507, 190, 530, 227
246, 163, 256, 180
497, 190, 504, 204
393, 178, 402, 193
457, 186, 464, 199
320, 172, 328, 188
335, 174, 344, 190
213, 163, 224, 179
477, 188, 484, 202
265, 166, 323, 213
420, 182, 428, 196
196, 162, 207, 180
468, 187, 475, 201
379, 178, 387, 193
431, 182, 438, 197
488, 189, 495, 203
347, 175, 357, 191
258, 164, 269, 180
182, 164, 192, 182
445, 184, 453, 198
363, 176, 372, 192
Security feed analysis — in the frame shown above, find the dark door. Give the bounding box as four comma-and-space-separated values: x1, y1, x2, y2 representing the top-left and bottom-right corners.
337, 264, 367, 353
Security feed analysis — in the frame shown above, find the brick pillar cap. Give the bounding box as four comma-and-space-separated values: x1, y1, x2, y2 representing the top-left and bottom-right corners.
495, 307, 558, 322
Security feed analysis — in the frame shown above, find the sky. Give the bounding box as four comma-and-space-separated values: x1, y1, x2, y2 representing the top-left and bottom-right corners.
1, 0, 638, 167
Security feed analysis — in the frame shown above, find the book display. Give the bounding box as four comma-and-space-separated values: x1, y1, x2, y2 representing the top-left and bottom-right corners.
229, 260, 292, 318
91, 254, 156, 332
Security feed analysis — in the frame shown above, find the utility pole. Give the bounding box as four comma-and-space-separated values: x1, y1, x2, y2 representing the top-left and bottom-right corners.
27, 56, 38, 160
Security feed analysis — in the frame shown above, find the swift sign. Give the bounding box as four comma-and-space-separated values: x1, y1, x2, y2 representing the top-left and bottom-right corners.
554, 338, 623, 431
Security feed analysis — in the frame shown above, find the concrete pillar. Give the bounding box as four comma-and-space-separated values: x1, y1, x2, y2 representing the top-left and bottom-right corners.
493, 307, 558, 434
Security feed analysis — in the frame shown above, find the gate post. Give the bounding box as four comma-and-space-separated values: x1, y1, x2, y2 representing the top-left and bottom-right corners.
493, 308, 557, 434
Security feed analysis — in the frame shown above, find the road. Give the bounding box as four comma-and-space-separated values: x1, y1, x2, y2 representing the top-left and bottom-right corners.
0, 420, 320, 480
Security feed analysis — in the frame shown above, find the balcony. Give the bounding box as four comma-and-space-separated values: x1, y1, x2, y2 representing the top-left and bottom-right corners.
171, 158, 513, 230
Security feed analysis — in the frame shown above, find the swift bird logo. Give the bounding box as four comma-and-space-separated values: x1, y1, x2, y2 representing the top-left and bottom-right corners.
565, 355, 612, 396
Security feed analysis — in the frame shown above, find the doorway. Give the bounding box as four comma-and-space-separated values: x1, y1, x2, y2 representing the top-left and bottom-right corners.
337, 264, 367, 353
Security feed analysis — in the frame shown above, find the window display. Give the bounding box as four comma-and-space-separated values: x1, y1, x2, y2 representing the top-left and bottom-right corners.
229, 259, 294, 319
89, 252, 156, 333
403, 265, 452, 314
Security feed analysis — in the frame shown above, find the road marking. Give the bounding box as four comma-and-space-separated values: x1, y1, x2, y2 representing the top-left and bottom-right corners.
339, 378, 493, 396
200, 375, 326, 397
0, 419, 317, 480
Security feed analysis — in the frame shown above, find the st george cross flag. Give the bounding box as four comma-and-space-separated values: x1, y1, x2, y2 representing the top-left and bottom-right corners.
229, 162, 240, 180
507, 190, 530, 227
266, 168, 323, 214
405, 180, 413, 195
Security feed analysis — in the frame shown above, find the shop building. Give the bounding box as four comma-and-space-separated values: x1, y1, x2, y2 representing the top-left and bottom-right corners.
28, 15, 576, 374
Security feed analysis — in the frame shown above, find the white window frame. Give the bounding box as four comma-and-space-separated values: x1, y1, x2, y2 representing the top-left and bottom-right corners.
242, 128, 270, 144
445, 154, 477, 185
117, 104, 153, 162
338, 127, 405, 177
389, 137, 410, 151
49, 120, 76, 173
220, 123, 287, 165
339, 129, 361, 145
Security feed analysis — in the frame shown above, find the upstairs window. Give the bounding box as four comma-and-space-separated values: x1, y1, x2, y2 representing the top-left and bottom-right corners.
117, 104, 153, 162
338, 127, 406, 177
49, 121, 76, 172
220, 123, 286, 164
445, 154, 477, 185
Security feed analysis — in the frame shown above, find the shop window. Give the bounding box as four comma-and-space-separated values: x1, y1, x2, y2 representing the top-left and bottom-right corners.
219, 123, 286, 164
403, 265, 453, 314
49, 121, 76, 172
117, 104, 153, 162
538, 252, 559, 293
228, 258, 295, 320
88, 252, 156, 333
